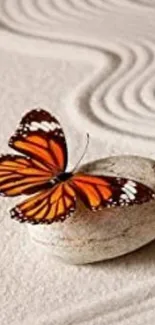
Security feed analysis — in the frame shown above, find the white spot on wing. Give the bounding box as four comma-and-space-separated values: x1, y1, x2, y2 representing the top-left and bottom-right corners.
29, 121, 40, 131
49, 122, 61, 131
39, 121, 51, 131
127, 180, 136, 187
121, 187, 135, 201
28, 121, 61, 133
120, 193, 128, 200
124, 182, 137, 194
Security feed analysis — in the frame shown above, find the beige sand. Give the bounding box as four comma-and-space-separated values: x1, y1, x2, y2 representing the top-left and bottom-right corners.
1, 1, 155, 324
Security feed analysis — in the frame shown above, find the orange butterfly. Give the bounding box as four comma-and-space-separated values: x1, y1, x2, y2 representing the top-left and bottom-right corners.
0, 109, 154, 224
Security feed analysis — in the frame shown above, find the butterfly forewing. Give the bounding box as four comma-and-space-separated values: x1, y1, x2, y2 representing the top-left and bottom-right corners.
9, 109, 68, 174
0, 109, 68, 197
0, 155, 53, 196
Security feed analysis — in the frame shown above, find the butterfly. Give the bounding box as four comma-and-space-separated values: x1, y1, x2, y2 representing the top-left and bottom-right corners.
0, 108, 154, 224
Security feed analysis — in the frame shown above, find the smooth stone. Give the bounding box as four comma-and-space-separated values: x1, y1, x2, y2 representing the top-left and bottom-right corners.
27, 155, 155, 264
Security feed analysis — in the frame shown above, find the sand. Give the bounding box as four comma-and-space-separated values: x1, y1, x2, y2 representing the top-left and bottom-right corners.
1, 0, 155, 324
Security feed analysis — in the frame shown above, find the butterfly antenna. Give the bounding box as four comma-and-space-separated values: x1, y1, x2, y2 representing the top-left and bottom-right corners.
72, 133, 90, 173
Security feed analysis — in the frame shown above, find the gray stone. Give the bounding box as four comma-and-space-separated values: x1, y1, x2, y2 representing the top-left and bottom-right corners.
27, 155, 155, 264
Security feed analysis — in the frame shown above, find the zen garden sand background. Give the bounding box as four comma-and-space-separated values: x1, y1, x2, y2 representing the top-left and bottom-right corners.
1, 1, 155, 324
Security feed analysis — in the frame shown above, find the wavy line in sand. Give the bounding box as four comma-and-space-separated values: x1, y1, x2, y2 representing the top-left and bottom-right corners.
88, 0, 155, 11
66, 40, 155, 139
23, 0, 155, 23
1, 0, 155, 31
1, 0, 155, 142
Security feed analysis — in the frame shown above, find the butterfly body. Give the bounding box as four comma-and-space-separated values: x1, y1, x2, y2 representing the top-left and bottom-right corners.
54, 171, 73, 183
0, 108, 154, 224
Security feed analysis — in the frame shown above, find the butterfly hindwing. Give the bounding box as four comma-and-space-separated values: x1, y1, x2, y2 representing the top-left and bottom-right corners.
0, 154, 53, 196
70, 173, 155, 210
10, 172, 155, 224
9, 109, 68, 174
10, 182, 76, 224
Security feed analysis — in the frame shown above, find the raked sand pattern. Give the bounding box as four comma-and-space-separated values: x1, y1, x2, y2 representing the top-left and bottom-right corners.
1, 0, 155, 145
1, 1, 155, 325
